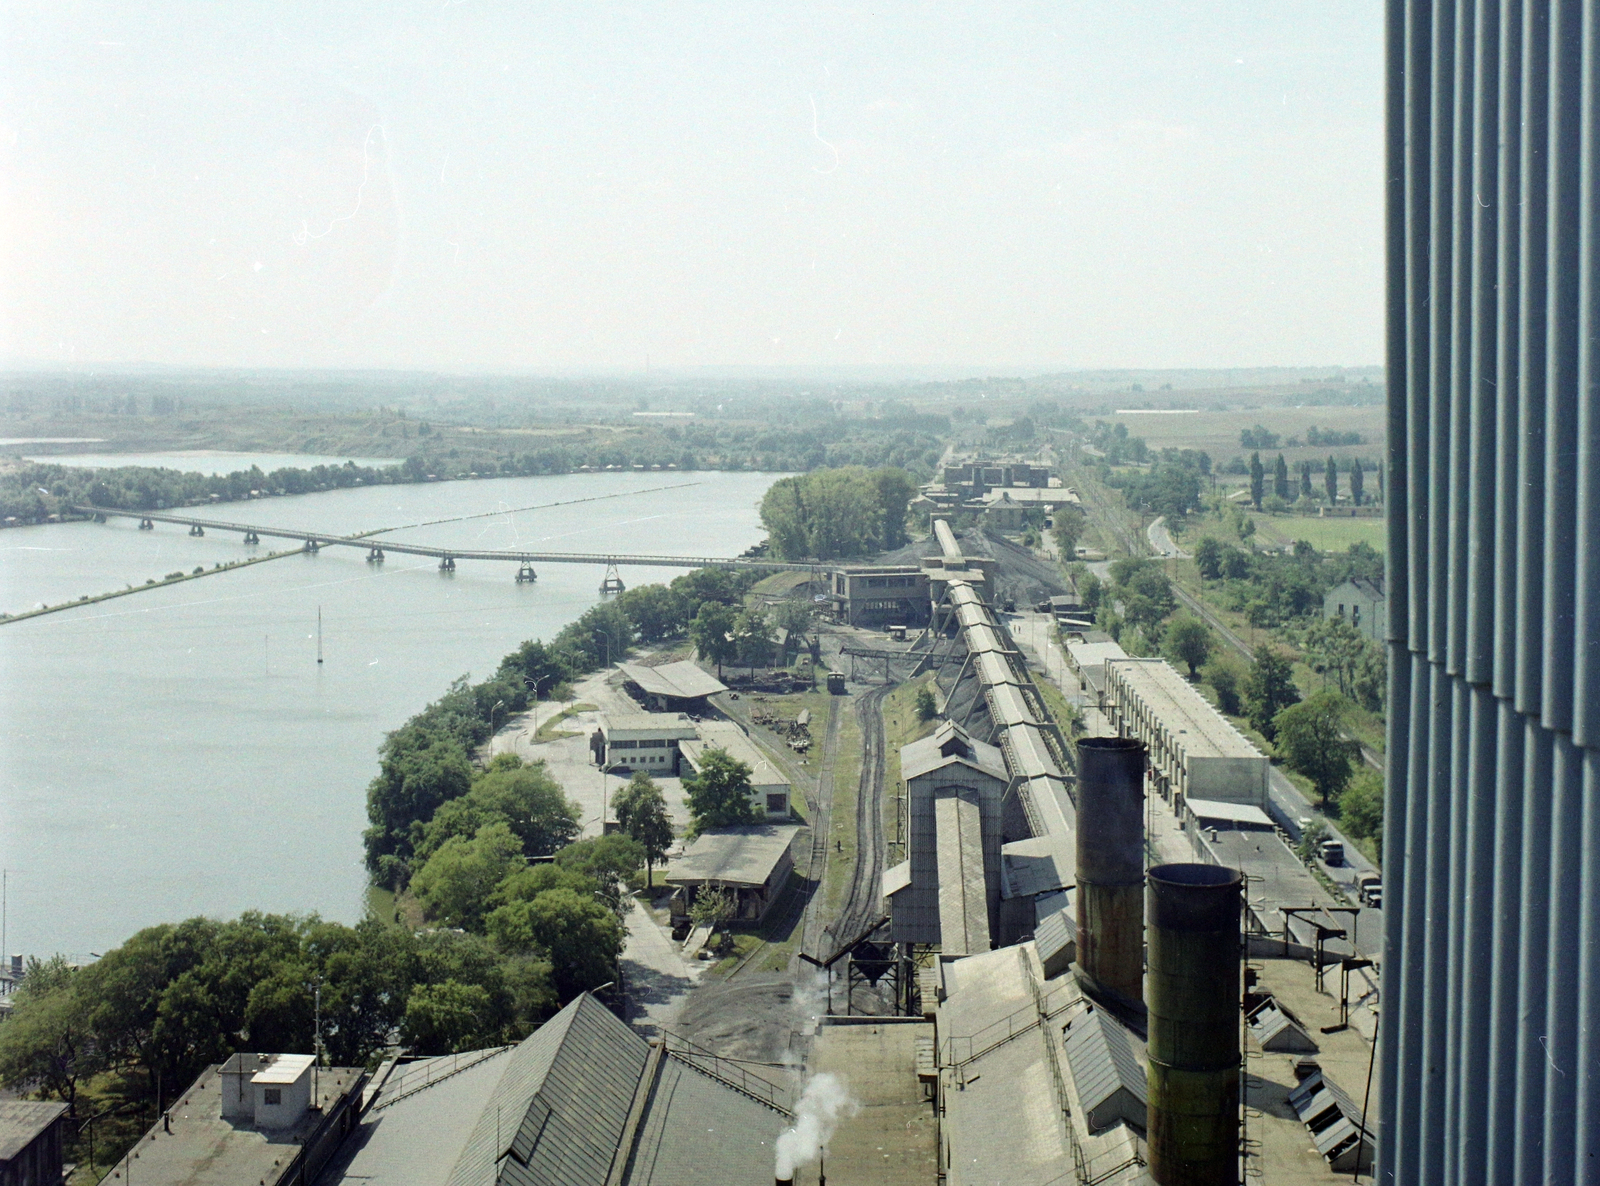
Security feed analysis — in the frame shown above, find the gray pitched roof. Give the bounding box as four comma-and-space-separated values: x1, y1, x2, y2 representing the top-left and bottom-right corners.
1062, 1009, 1146, 1132
0, 1100, 67, 1162
619, 1056, 786, 1186
453, 994, 648, 1186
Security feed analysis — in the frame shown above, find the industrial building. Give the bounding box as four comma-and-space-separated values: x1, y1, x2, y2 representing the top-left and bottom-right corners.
1102, 657, 1269, 808
592, 711, 700, 772
615, 660, 728, 712
318, 993, 790, 1186
664, 823, 800, 925
1381, 2, 1600, 1180
678, 719, 791, 818
884, 720, 1009, 952
938, 458, 1053, 496
0, 1101, 68, 1186
826, 565, 932, 628
101, 1054, 368, 1186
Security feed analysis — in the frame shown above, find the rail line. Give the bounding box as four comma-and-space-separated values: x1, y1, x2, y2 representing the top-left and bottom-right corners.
830, 684, 892, 947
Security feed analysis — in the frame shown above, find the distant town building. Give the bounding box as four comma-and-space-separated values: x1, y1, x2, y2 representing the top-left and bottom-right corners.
1322, 578, 1387, 643
940, 458, 1052, 496
983, 491, 1027, 533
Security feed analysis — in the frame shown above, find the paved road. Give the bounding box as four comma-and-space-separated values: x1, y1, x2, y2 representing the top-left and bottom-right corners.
620, 898, 704, 1035
1146, 515, 1188, 558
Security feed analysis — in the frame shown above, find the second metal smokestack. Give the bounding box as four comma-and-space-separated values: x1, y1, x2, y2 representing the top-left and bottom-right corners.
1075, 736, 1147, 1002
1146, 862, 1242, 1186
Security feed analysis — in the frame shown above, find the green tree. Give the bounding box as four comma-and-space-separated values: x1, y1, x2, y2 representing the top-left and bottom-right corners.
1165, 615, 1214, 677
414, 759, 580, 864
689, 884, 736, 929
689, 602, 738, 676
1051, 504, 1086, 560
1244, 647, 1301, 741
616, 584, 691, 643
682, 747, 758, 834
1350, 458, 1366, 506
1273, 453, 1291, 501
873, 467, 918, 550
401, 980, 497, 1054
732, 607, 776, 670
612, 773, 675, 887
485, 888, 623, 1002
1078, 570, 1104, 610
411, 823, 528, 929
1205, 657, 1244, 715
1193, 536, 1225, 581
365, 737, 475, 878
1325, 455, 1339, 505
1338, 769, 1385, 859
497, 639, 573, 700
770, 598, 814, 642
1249, 452, 1264, 510
1109, 556, 1175, 639
915, 685, 938, 722
554, 835, 645, 918
1300, 461, 1314, 499
1274, 691, 1361, 807
0, 957, 99, 1116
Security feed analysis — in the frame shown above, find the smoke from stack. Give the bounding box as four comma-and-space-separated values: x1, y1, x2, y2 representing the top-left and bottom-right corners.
774, 1072, 858, 1182
1075, 736, 1147, 1001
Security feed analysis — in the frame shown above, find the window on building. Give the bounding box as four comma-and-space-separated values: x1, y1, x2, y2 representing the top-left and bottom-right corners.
766, 793, 788, 814
263, 1088, 282, 1105
1353, 606, 1362, 627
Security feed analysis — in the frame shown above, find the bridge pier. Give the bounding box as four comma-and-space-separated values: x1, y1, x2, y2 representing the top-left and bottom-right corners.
189, 524, 205, 537
139, 518, 154, 530
367, 547, 385, 563
302, 539, 321, 553
244, 531, 260, 544
439, 556, 456, 572
515, 562, 537, 583
599, 561, 625, 594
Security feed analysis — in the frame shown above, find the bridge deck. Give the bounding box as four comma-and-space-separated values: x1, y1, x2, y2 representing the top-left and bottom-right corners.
72, 506, 816, 572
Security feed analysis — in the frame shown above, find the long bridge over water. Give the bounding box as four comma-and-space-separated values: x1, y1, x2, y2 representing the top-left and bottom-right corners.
72, 505, 820, 589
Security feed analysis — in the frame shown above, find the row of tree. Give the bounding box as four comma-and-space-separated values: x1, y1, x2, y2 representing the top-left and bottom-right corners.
1248, 452, 1376, 510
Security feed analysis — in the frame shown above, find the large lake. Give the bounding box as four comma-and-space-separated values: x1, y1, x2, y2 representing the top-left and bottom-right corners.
0, 470, 780, 957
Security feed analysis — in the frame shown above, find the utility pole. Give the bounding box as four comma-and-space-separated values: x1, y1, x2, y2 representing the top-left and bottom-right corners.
317, 607, 323, 665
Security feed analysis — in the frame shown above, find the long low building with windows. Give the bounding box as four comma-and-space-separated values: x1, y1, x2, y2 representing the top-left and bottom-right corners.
1101, 656, 1269, 807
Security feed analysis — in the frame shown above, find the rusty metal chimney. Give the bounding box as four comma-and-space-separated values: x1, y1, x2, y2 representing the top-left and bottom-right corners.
1075, 736, 1147, 1002
1146, 863, 1242, 1186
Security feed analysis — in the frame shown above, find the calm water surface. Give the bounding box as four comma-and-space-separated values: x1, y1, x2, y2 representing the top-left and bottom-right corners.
0, 470, 780, 955
22, 450, 400, 474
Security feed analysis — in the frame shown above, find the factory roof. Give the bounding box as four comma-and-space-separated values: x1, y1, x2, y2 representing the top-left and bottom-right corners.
1105, 657, 1266, 761
597, 712, 699, 738
320, 994, 787, 1186
665, 825, 800, 888
936, 795, 991, 957
1187, 798, 1277, 829
0, 1101, 67, 1163
678, 721, 787, 790
1000, 836, 1074, 899
251, 1053, 315, 1084
902, 721, 1008, 783
617, 660, 727, 701
1061, 1008, 1147, 1132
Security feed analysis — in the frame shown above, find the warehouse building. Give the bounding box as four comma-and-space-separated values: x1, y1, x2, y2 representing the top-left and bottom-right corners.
826, 565, 931, 628
1102, 656, 1269, 808
678, 720, 791, 818
616, 660, 728, 712
592, 712, 700, 773
664, 824, 801, 925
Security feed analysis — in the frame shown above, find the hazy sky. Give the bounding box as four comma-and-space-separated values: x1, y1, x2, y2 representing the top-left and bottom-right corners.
1, 3, 1383, 373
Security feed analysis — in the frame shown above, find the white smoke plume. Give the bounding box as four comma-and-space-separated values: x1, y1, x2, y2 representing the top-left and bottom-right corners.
775, 1072, 859, 1180
783, 969, 829, 1066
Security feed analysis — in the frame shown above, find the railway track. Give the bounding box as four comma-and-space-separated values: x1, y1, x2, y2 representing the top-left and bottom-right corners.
828, 684, 892, 949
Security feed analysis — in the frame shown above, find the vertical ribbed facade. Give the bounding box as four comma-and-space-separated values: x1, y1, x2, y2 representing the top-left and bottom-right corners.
1382, 2, 1600, 1183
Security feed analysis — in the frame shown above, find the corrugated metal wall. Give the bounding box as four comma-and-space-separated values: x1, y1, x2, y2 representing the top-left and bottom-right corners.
1382, 2, 1600, 1182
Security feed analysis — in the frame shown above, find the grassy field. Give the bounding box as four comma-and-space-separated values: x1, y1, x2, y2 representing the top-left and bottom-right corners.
534, 701, 597, 742
1100, 402, 1385, 467
1245, 512, 1387, 554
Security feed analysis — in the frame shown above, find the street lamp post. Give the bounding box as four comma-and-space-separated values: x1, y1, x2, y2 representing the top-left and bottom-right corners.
595, 628, 613, 670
